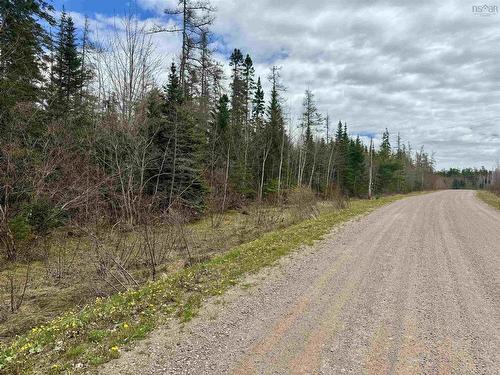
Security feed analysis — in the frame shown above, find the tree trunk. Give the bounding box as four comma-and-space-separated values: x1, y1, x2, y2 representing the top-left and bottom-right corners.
259, 144, 270, 202
222, 145, 230, 212
368, 138, 373, 199
168, 124, 178, 208
277, 128, 285, 201
326, 143, 334, 193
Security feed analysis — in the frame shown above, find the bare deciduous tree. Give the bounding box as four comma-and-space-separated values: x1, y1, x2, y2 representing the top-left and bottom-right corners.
95, 13, 162, 126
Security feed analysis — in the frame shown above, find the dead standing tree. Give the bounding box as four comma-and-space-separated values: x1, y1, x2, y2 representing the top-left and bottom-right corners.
150, 0, 215, 93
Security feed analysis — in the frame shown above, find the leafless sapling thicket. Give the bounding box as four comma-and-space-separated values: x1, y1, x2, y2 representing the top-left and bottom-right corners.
1, 265, 30, 314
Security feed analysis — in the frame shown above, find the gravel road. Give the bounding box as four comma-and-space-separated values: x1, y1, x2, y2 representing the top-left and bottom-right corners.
100, 190, 500, 375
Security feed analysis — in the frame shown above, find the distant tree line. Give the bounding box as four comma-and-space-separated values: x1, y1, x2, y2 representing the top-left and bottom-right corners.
437, 167, 496, 190
1, 0, 441, 260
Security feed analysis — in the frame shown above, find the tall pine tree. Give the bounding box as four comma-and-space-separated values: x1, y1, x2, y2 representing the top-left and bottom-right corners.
50, 11, 86, 117
300, 90, 321, 187
263, 67, 285, 188
0, 0, 55, 129
147, 63, 205, 209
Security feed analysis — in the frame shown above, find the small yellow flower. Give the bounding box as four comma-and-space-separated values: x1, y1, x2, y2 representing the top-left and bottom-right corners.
20, 342, 33, 352
123, 323, 129, 329
110, 346, 119, 352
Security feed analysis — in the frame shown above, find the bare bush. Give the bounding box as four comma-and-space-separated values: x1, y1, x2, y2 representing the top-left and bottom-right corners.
287, 186, 319, 221
0, 214, 16, 261
1, 265, 30, 313
490, 167, 500, 196
140, 221, 175, 281
167, 209, 198, 266
206, 169, 242, 229
252, 204, 285, 231
89, 232, 140, 293
87, 209, 196, 289
323, 184, 349, 209
330, 186, 350, 210
43, 238, 79, 284
0, 140, 24, 261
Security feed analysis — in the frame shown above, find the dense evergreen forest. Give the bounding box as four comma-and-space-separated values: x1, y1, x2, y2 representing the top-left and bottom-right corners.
1, 0, 495, 262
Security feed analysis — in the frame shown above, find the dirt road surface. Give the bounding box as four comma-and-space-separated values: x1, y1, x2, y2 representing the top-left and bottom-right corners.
100, 190, 500, 375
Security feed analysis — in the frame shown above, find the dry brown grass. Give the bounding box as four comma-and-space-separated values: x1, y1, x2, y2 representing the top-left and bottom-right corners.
0, 196, 343, 343
477, 190, 500, 210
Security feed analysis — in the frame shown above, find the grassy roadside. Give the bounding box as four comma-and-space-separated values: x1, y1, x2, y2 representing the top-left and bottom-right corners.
0, 196, 344, 342
476, 190, 500, 210
0, 195, 341, 342
0, 193, 417, 374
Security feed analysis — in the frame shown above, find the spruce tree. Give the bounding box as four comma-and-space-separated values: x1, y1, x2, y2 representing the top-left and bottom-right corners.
376, 128, 399, 193
147, 63, 205, 209
242, 54, 255, 183
0, 0, 55, 129
228, 49, 247, 192
379, 128, 391, 159
205, 93, 231, 210
301, 91, 313, 185
229, 48, 245, 134
252, 77, 265, 121
334, 120, 348, 191
345, 136, 366, 196
210, 94, 230, 169
50, 11, 85, 117
250, 77, 266, 195
265, 68, 285, 184
243, 54, 255, 125
299, 90, 322, 187
162, 0, 215, 93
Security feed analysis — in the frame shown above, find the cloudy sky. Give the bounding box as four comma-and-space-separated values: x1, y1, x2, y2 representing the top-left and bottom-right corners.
54, 0, 500, 170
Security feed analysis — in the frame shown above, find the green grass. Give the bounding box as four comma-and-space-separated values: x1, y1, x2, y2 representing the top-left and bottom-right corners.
477, 190, 500, 210
0, 194, 417, 374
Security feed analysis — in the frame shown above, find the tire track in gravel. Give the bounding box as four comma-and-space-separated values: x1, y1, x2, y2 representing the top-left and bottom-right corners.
287, 198, 427, 375
319, 187, 432, 375
235, 200, 410, 374
436, 193, 499, 374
